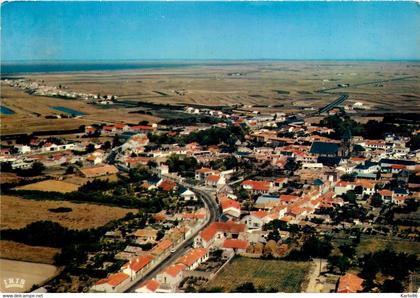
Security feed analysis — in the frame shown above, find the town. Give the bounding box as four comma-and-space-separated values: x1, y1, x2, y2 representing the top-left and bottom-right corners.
1, 97, 419, 293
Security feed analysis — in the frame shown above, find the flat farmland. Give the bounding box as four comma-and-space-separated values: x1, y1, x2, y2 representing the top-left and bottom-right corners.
15, 179, 80, 193
0, 84, 158, 135
2, 62, 419, 135
0, 258, 58, 293
24, 61, 420, 111
206, 256, 311, 292
0, 240, 60, 264
1, 195, 137, 230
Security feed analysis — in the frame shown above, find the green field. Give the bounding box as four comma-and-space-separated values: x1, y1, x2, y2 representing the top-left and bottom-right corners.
206, 257, 311, 292
333, 234, 420, 257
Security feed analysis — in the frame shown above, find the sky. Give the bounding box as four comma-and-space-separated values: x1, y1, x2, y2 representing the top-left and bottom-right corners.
1, 1, 419, 61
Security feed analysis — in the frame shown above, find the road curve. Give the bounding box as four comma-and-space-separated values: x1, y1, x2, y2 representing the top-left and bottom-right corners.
125, 184, 220, 292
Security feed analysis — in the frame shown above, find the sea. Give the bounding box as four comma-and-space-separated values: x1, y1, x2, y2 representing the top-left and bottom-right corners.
1, 61, 194, 75
0, 61, 236, 75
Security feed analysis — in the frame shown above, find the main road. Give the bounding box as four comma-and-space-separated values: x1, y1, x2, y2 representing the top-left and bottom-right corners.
125, 182, 220, 292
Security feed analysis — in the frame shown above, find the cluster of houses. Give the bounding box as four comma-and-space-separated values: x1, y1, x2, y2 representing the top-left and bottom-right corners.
1, 96, 418, 293
3, 78, 110, 101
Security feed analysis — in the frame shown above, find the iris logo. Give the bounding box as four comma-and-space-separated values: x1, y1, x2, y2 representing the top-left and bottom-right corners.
3, 277, 25, 289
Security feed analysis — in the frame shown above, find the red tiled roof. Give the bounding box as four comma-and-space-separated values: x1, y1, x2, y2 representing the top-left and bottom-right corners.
196, 167, 213, 173
206, 175, 220, 182
163, 264, 186, 277
126, 255, 154, 273
155, 239, 173, 251
337, 273, 364, 293
159, 179, 177, 191
279, 194, 299, 203
139, 279, 160, 292
199, 221, 246, 242
251, 210, 268, 219
223, 239, 249, 250
241, 180, 271, 191
221, 198, 241, 211
177, 248, 208, 267
96, 272, 129, 287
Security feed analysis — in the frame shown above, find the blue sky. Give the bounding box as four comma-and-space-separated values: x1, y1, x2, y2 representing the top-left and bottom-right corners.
1, 1, 419, 61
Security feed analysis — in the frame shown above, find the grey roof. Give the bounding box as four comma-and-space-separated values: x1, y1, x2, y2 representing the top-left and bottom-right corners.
256, 195, 279, 205
310, 141, 340, 155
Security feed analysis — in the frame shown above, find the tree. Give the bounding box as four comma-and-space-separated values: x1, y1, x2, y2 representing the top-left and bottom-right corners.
343, 191, 357, 203
267, 229, 281, 242
85, 143, 95, 153
339, 244, 356, 259
302, 236, 333, 259
371, 193, 383, 208
328, 255, 350, 274
381, 279, 403, 293
65, 165, 75, 175
102, 141, 111, 150
232, 282, 257, 293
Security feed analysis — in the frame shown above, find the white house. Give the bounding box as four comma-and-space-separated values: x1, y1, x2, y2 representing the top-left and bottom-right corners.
156, 264, 186, 291
180, 189, 197, 201
92, 272, 130, 293
135, 279, 160, 293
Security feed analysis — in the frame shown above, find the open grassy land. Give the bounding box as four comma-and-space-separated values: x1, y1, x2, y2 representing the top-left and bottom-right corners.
0, 258, 58, 293
357, 236, 420, 256
0, 240, 60, 264
24, 61, 420, 110
206, 256, 311, 292
332, 234, 420, 257
0, 84, 158, 135
15, 179, 80, 193
2, 62, 419, 135
1, 195, 137, 230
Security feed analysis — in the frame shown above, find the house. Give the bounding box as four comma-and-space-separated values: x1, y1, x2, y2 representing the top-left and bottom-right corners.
241, 180, 272, 194
176, 248, 209, 271
334, 181, 356, 196
150, 239, 173, 257
158, 179, 177, 192
241, 210, 276, 229
279, 194, 299, 205
156, 263, 186, 291
310, 141, 340, 157
135, 279, 160, 293
133, 227, 158, 244
205, 174, 226, 188
78, 164, 118, 178
337, 273, 364, 293
392, 188, 410, 205
378, 189, 393, 203
255, 195, 281, 210
353, 161, 380, 179
195, 167, 218, 181
222, 239, 249, 254
355, 179, 376, 196
180, 188, 197, 201
220, 198, 241, 218
92, 272, 130, 293
121, 255, 154, 279
273, 177, 288, 189
194, 221, 247, 249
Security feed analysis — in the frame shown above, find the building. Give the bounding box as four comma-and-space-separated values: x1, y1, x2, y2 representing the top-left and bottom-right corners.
135, 279, 160, 293
92, 272, 130, 293
337, 273, 364, 293
176, 248, 209, 271
156, 264, 186, 291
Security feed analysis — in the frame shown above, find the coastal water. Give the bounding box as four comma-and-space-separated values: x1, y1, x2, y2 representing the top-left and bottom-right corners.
0, 61, 199, 75
51, 106, 86, 116
0, 106, 16, 115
